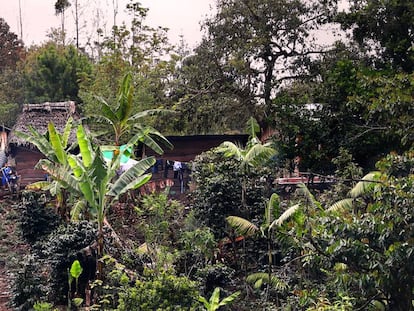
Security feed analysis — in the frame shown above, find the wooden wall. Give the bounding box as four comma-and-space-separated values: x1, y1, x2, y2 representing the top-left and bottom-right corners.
13, 148, 46, 187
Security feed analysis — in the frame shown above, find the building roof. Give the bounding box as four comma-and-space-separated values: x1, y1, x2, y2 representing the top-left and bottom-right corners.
8, 101, 79, 148
144, 134, 249, 162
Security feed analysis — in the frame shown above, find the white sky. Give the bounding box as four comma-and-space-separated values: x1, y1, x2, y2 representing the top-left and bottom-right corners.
0, 0, 216, 48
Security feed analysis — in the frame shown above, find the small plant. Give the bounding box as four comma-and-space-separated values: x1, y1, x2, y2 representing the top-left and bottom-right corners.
198, 287, 240, 311
33, 301, 55, 311
68, 259, 84, 308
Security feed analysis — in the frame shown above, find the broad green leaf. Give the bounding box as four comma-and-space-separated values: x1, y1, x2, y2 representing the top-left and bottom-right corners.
108, 156, 155, 200
70, 260, 83, 279
61, 117, 73, 148
116, 73, 133, 122
15, 129, 53, 159
25, 181, 51, 191
244, 143, 276, 167
198, 296, 210, 309
218, 290, 240, 307
246, 272, 288, 291
72, 298, 84, 307
217, 141, 243, 160
246, 116, 260, 138
297, 183, 323, 210
67, 155, 83, 178
210, 287, 221, 306
48, 122, 67, 165
265, 193, 280, 226
77, 125, 93, 168
37, 159, 79, 192
70, 200, 86, 221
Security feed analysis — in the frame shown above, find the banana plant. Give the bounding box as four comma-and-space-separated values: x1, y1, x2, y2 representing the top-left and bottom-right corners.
198, 287, 240, 311
227, 193, 299, 299
38, 124, 156, 278
217, 117, 276, 211
88, 72, 172, 154
15, 117, 76, 219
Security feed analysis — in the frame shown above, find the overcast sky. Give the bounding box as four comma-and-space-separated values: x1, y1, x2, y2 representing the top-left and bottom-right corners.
1, 0, 216, 48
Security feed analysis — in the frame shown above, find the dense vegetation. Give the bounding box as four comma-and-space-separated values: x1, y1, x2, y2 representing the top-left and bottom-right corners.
0, 0, 413, 310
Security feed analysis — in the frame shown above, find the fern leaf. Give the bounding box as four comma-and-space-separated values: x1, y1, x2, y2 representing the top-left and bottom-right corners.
226, 216, 258, 236
350, 171, 382, 198
328, 198, 354, 212
269, 204, 300, 229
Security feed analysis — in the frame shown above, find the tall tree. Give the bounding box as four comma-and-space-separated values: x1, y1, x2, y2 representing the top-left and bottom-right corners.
80, 1, 176, 133
182, 0, 336, 129
87, 72, 172, 152
0, 18, 25, 73
55, 0, 71, 45
23, 43, 92, 103
336, 0, 414, 72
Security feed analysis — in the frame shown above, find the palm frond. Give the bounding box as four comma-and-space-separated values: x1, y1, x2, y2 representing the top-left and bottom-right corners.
217, 141, 243, 160
244, 143, 276, 167
327, 198, 354, 212
265, 193, 280, 226
246, 272, 288, 291
226, 216, 258, 236
350, 171, 382, 198
129, 108, 172, 120
245, 116, 260, 138
269, 204, 300, 229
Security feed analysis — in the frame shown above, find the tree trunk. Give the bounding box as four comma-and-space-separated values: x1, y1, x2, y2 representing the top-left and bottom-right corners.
96, 223, 104, 280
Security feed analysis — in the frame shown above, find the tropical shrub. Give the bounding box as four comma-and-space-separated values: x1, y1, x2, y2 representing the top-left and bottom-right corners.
19, 191, 61, 244
11, 254, 48, 311
116, 268, 201, 311
190, 149, 273, 238
286, 150, 414, 310
37, 221, 97, 305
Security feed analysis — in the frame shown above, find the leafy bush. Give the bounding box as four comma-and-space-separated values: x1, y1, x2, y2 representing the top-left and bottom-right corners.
37, 221, 97, 305
136, 192, 186, 247
19, 191, 61, 244
194, 263, 236, 296
11, 254, 48, 311
190, 149, 273, 238
116, 269, 201, 311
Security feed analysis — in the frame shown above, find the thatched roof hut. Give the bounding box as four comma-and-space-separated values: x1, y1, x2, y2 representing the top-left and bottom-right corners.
8, 101, 79, 186
8, 101, 79, 148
